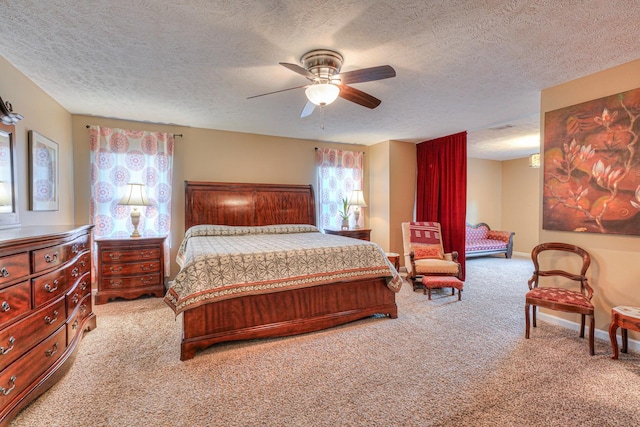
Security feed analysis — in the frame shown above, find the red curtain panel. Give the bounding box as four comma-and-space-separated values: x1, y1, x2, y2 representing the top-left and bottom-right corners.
416, 131, 467, 280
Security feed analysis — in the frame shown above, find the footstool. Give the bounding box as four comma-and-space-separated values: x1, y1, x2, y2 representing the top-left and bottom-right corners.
420, 276, 463, 301
608, 306, 640, 359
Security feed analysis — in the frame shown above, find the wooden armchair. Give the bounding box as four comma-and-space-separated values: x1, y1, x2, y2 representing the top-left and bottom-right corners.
401, 222, 461, 292
525, 242, 595, 355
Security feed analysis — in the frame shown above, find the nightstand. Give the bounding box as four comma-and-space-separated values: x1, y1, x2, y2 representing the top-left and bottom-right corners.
95, 235, 167, 304
323, 228, 371, 241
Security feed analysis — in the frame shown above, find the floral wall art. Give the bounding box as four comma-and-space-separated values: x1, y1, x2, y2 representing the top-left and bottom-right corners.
543, 87, 640, 235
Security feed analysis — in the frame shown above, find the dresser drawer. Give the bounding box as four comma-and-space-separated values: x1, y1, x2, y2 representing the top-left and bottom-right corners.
101, 248, 161, 264
0, 297, 66, 371
68, 253, 91, 283
0, 281, 30, 328
0, 253, 29, 288
32, 243, 67, 273
69, 234, 90, 257
33, 266, 68, 308
101, 261, 160, 277
67, 293, 91, 346
0, 326, 66, 409
66, 272, 91, 314
100, 273, 161, 290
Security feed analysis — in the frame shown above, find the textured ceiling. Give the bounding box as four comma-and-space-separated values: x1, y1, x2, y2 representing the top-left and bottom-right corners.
1, 1, 639, 160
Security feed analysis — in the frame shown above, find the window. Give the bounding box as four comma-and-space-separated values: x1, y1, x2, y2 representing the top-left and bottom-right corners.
316, 148, 364, 230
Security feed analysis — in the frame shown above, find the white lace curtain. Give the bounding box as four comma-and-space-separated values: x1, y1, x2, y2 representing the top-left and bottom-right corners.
89, 126, 174, 271
316, 148, 364, 230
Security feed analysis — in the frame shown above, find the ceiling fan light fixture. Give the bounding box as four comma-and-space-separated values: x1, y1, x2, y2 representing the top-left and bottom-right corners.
305, 83, 340, 106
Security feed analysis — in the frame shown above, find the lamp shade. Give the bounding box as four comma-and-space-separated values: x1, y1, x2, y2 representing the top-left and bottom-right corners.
305, 83, 340, 106
118, 183, 151, 206
349, 190, 367, 207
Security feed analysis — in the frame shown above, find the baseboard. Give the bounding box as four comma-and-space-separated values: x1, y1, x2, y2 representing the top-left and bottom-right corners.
512, 251, 529, 258
537, 312, 640, 353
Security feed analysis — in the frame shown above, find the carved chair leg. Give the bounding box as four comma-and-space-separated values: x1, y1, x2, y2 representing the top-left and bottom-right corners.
609, 319, 619, 359
579, 314, 586, 338
525, 303, 531, 339
427, 288, 432, 300
622, 328, 628, 353
458, 289, 462, 301
589, 315, 595, 356
451, 288, 455, 296
532, 305, 537, 328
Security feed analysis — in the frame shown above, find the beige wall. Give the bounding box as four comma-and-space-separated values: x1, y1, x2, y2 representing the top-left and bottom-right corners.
540, 59, 640, 341
369, 141, 390, 250
466, 158, 502, 227
70, 115, 369, 277
502, 157, 540, 255
0, 56, 75, 227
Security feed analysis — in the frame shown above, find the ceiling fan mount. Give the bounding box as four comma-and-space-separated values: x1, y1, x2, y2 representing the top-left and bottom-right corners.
300, 49, 343, 81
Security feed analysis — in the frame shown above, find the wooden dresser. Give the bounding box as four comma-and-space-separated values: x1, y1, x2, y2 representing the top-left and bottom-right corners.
95, 236, 166, 305
0, 225, 94, 425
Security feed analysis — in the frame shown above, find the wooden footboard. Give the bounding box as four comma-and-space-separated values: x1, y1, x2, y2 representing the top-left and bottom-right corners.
180, 277, 397, 360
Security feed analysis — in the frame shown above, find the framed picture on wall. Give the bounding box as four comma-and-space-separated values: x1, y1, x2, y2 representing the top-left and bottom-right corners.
28, 130, 59, 211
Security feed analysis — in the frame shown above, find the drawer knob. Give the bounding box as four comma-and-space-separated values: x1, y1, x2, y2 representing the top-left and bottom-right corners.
80, 281, 88, 291
141, 264, 154, 271
45, 342, 58, 357
44, 279, 60, 293
1, 301, 9, 312
0, 268, 8, 278
109, 279, 123, 287
71, 267, 80, 277
44, 310, 59, 325
80, 304, 87, 314
0, 337, 15, 355
72, 243, 79, 253
109, 266, 123, 273
72, 293, 79, 304
0, 376, 16, 396
44, 252, 59, 263
109, 253, 122, 260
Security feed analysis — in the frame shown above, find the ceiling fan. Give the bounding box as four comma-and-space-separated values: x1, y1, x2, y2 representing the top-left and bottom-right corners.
248, 49, 396, 117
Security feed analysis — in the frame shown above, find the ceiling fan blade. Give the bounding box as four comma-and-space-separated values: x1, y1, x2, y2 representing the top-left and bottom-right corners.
247, 84, 308, 99
336, 65, 396, 85
300, 101, 316, 118
338, 85, 382, 109
279, 62, 317, 81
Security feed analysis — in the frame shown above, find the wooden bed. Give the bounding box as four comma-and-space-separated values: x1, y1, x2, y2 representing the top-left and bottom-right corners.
177, 181, 398, 360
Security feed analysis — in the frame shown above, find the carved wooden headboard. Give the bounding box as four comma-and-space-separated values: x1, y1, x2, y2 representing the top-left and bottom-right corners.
184, 181, 316, 230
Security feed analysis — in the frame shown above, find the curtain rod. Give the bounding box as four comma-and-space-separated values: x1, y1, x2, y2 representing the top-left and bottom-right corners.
85, 125, 182, 138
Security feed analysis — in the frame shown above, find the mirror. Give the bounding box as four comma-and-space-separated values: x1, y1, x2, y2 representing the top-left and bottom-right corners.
0, 123, 20, 228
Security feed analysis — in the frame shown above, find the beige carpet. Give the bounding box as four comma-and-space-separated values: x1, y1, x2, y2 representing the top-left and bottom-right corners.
11, 257, 640, 426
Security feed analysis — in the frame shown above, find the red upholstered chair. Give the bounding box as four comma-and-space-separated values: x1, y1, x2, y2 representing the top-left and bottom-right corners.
401, 222, 461, 292
525, 242, 595, 355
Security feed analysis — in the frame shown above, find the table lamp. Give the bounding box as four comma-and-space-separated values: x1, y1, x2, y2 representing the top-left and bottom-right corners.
349, 190, 368, 229
118, 183, 150, 238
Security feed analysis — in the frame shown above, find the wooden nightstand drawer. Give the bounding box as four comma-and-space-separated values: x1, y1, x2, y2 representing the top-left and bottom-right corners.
100, 274, 161, 290
324, 228, 371, 241
101, 248, 161, 263
101, 261, 160, 277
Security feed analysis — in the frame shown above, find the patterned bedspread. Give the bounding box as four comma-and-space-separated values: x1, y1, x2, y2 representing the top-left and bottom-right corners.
165, 224, 403, 314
